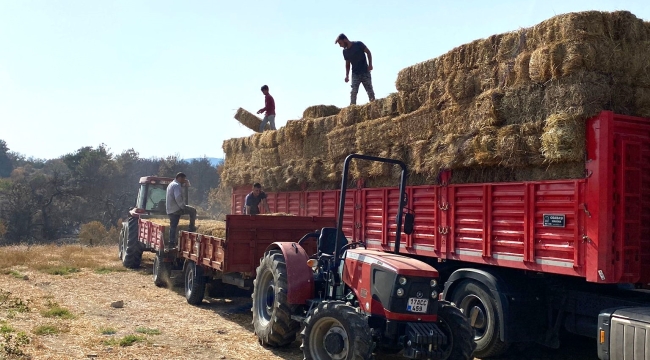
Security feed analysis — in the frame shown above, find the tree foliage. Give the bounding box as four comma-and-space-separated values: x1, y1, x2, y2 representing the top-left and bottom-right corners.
0, 141, 223, 244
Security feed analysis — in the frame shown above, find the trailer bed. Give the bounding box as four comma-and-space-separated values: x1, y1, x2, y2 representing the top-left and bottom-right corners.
138, 215, 334, 274
231, 111, 650, 285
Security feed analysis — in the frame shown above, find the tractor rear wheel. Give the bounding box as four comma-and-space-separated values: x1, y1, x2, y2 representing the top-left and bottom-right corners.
184, 261, 206, 305
301, 301, 373, 360
122, 217, 143, 269
437, 301, 477, 360
153, 253, 171, 288
451, 280, 508, 358
252, 249, 300, 347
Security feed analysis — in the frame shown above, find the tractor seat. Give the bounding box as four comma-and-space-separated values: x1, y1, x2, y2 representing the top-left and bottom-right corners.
317, 227, 349, 256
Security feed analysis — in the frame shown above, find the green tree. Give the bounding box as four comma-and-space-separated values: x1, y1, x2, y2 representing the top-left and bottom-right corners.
0, 140, 14, 178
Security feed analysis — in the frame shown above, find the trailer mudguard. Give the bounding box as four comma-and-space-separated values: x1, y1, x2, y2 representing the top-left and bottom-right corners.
265, 242, 314, 305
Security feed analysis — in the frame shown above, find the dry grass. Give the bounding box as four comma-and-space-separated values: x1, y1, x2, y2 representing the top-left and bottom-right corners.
0, 244, 598, 360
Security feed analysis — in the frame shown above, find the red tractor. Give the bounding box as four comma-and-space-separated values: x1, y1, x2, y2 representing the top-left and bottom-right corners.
251, 154, 476, 360
118, 176, 188, 269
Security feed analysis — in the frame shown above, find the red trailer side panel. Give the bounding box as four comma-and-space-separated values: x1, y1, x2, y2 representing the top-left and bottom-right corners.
228, 111, 650, 284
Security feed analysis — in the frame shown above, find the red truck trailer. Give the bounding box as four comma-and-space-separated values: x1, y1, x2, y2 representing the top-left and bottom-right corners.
133, 214, 334, 303
230, 111, 650, 359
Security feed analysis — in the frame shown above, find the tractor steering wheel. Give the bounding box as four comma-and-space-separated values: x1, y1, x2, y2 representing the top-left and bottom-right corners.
340, 241, 366, 252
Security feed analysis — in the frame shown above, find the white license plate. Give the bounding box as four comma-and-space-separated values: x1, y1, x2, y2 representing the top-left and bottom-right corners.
406, 298, 428, 313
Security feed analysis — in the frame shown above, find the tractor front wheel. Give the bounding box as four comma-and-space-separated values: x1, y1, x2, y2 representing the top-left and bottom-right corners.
437, 301, 477, 360
252, 249, 300, 347
301, 301, 373, 360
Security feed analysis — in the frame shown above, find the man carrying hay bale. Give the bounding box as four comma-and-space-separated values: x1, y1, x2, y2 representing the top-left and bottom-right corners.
256, 85, 276, 132
244, 182, 270, 215
335, 33, 375, 105
166, 172, 197, 248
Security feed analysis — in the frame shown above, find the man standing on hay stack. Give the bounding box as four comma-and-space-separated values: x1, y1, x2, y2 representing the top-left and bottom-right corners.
166, 172, 197, 249
335, 33, 375, 105
244, 183, 270, 215
256, 85, 276, 132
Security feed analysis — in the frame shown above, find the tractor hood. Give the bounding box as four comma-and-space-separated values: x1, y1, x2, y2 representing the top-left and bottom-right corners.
345, 249, 439, 278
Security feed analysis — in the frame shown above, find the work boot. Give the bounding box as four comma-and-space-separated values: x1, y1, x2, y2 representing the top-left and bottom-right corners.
188, 225, 197, 233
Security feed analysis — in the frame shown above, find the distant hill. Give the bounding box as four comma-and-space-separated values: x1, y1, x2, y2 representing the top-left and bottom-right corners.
183, 157, 223, 167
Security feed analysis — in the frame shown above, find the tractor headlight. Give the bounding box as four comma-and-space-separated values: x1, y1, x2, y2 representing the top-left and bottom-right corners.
431, 290, 439, 299
398, 276, 407, 286
396, 288, 405, 297
430, 279, 438, 287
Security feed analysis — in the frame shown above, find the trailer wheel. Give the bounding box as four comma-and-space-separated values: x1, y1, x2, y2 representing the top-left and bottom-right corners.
184, 261, 206, 305
452, 280, 508, 358
300, 301, 373, 360
252, 250, 300, 347
436, 301, 477, 360
153, 253, 171, 288
122, 217, 143, 269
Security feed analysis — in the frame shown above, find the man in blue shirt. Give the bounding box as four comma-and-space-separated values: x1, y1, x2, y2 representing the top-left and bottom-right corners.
166, 172, 197, 248
335, 33, 375, 105
244, 183, 270, 215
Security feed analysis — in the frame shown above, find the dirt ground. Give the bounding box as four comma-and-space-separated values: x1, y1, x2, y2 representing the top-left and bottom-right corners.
0, 245, 598, 360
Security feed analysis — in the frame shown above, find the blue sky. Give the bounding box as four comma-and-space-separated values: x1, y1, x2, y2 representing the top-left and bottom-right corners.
1, 0, 649, 160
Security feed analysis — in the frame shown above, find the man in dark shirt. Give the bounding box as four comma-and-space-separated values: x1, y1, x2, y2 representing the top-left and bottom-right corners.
335, 33, 375, 105
257, 85, 276, 132
244, 183, 270, 215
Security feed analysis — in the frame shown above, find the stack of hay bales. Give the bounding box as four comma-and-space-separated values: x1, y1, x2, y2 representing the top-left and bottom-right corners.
222, 11, 650, 190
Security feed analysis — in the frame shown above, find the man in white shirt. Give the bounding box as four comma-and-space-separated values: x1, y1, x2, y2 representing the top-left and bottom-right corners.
166, 172, 197, 248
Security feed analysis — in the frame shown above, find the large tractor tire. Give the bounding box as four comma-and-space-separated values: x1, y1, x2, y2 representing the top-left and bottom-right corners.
252, 249, 300, 347
153, 253, 172, 288
122, 217, 143, 269
452, 280, 507, 358
300, 301, 373, 360
184, 261, 206, 305
437, 301, 477, 360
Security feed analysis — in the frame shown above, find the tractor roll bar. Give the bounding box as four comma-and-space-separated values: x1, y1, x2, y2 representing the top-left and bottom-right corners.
335, 154, 408, 268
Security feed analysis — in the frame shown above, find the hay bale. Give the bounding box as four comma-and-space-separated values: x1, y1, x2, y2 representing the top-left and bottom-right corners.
147, 219, 227, 240
251, 148, 280, 168
354, 116, 396, 154
337, 106, 362, 127
327, 125, 357, 162
302, 115, 338, 159
234, 108, 270, 132
398, 83, 431, 114
303, 105, 341, 119
541, 113, 586, 163
392, 107, 441, 144
635, 87, 650, 118
470, 127, 499, 166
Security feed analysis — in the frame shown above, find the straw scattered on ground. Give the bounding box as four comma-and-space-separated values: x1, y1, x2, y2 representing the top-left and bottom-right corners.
0, 245, 597, 360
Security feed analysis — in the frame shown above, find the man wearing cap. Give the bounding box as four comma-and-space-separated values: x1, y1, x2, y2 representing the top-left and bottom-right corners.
166, 172, 197, 248
335, 33, 375, 105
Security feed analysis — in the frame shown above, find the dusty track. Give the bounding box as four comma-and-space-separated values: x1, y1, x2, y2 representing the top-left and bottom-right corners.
0, 245, 597, 360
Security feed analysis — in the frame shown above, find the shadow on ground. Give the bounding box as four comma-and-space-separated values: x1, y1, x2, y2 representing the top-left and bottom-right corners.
134, 259, 598, 360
